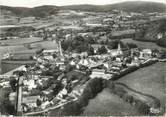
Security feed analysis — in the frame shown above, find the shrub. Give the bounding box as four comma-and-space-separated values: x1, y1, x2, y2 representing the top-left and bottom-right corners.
127, 95, 134, 104
57, 78, 105, 116
153, 99, 161, 109
10, 77, 17, 92
88, 78, 103, 95
135, 100, 150, 115
58, 102, 83, 116
106, 81, 115, 91
114, 86, 127, 98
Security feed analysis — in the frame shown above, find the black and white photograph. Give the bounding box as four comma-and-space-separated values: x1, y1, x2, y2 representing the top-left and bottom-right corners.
0, 0, 166, 116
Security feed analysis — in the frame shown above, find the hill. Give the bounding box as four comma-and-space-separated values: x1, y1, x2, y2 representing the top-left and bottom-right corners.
0, 5, 59, 18
0, 1, 166, 18
61, 1, 166, 13
134, 18, 166, 47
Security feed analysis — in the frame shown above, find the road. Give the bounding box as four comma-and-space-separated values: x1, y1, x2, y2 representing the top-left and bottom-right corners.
24, 98, 77, 116
16, 76, 24, 115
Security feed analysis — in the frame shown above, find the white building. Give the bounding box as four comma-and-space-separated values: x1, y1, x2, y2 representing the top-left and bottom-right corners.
109, 43, 123, 57
139, 49, 152, 59
22, 96, 40, 108
23, 79, 37, 91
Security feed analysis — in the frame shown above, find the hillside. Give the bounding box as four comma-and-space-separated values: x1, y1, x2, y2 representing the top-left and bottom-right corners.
61, 1, 166, 13
134, 18, 166, 47
0, 5, 59, 18
0, 1, 166, 18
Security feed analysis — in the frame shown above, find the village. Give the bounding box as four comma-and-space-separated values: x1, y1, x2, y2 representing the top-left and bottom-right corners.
0, 5, 166, 116
0, 33, 165, 115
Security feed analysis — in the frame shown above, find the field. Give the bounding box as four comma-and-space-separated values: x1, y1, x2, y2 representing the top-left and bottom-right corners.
0, 37, 42, 45
117, 62, 166, 113
82, 62, 166, 116
82, 88, 140, 116
0, 38, 58, 74
122, 38, 166, 50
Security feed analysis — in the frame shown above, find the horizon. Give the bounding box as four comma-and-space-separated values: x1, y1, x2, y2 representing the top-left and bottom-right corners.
0, 0, 166, 8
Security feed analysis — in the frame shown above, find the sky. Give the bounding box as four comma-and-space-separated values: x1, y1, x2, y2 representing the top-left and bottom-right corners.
0, 0, 165, 7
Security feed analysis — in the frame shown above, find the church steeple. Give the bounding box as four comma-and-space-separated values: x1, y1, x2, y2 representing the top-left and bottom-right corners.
58, 40, 63, 57
117, 43, 123, 55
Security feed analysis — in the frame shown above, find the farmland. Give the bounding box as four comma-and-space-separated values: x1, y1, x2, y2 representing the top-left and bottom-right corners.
117, 62, 166, 113
0, 37, 42, 46
121, 38, 166, 50
82, 62, 166, 116
0, 38, 58, 74
82, 88, 140, 116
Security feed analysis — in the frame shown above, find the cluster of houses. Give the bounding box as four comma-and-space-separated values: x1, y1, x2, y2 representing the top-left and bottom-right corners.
0, 32, 161, 115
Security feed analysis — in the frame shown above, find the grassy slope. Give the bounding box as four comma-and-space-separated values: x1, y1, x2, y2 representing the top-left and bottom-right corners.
62, 1, 166, 12
83, 62, 166, 116
117, 62, 166, 111
0, 5, 59, 18
134, 19, 166, 47
82, 88, 140, 116
1, 1, 166, 18
121, 38, 166, 50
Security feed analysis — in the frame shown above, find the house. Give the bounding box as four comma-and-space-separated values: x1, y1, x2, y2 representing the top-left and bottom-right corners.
9, 92, 16, 102
42, 90, 53, 95
0, 81, 10, 87
91, 44, 108, 54
23, 79, 37, 91
71, 52, 88, 58
44, 55, 54, 60
90, 69, 113, 79
56, 60, 65, 66
78, 59, 89, 66
41, 101, 50, 109
90, 69, 105, 78
43, 49, 58, 56
139, 49, 152, 59
22, 96, 40, 108
91, 69, 105, 75
59, 64, 66, 70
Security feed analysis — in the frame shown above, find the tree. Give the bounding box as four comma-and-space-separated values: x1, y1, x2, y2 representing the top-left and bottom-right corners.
135, 100, 150, 114
87, 46, 94, 55
76, 44, 89, 53
86, 78, 104, 96
36, 99, 42, 106
156, 39, 166, 47
126, 43, 138, 49
10, 77, 17, 92
159, 50, 166, 59
30, 89, 42, 96
107, 81, 115, 91
52, 53, 57, 59
0, 88, 16, 115
158, 19, 166, 33
59, 102, 82, 116
85, 36, 95, 44
52, 81, 63, 96
152, 48, 159, 57
107, 40, 119, 49
65, 64, 76, 73
61, 35, 90, 53
125, 57, 132, 64
36, 48, 44, 55
97, 46, 108, 54
107, 40, 126, 49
